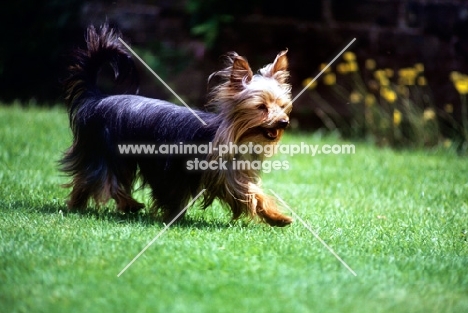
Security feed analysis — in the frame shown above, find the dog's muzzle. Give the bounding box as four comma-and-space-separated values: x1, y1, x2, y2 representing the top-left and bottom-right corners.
262, 119, 289, 140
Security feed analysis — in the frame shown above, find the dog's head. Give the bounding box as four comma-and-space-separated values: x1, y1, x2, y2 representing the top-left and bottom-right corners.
209, 50, 292, 145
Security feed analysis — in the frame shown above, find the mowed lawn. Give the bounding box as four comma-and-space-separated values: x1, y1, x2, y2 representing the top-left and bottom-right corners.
0, 105, 467, 313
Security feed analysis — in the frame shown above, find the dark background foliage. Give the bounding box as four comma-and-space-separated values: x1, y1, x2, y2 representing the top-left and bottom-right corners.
0, 0, 84, 103
1, 0, 467, 141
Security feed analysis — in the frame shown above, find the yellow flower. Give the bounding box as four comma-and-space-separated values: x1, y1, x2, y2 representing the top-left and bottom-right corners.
380, 77, 390, 86
454, 78, 468, 95
349, 91, 363, 104
319, 63, 331, 73
336, 61, 358, 74
417, 76, 427, 86
374, 70, 390, 86
393, 109, 402, 126
381, 87, 397, 103
347, 61, 359, 72
414, 63, 424, 73
423, 108, 436, 121
302, 77, 317, 90
323, 73, 336, 85
365, 59, 376, 70
450, 71, 468, 94
398, 68, 418, 85
365, 94, 376, 107
444, 103, 453, 113
374, 69, 386, 80
337, 63, 349, 74
386, 90, 397, 103
343, 51, 356, 62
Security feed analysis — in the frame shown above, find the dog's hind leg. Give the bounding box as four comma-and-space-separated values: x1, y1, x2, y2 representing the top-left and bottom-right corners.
107, 166, 144, 214
67, 178, 93, 210
114, 191, 145, 214
113, 183, 145, 214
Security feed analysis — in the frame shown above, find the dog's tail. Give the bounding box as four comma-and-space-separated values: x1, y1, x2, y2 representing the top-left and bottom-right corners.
63, 24, 137, 126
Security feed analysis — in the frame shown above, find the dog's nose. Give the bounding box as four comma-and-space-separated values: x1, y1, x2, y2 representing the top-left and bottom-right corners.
277, 119, 289, 129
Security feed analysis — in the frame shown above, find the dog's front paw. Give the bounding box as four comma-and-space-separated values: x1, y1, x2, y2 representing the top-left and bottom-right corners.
261, 212, 293, 227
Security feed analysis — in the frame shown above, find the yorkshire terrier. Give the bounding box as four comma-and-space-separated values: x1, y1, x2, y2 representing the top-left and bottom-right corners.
60, 24, 293, 226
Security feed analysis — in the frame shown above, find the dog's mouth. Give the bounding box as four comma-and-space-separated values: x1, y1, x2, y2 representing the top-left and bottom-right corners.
260, 119, 289, 140
242, 120, 289, 141
262, 128, 280, 140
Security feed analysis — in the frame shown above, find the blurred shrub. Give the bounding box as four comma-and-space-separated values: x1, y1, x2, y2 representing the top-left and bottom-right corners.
186, 0, 244, 48
301, 52, 464, 149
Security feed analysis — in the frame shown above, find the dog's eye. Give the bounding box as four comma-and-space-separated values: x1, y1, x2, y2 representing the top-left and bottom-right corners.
258, 104, 267, 111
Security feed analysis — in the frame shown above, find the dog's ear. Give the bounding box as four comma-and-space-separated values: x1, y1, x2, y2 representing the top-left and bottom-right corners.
272, 49, 289, 73
230, 56, 253, 87
262, 49, 289, 84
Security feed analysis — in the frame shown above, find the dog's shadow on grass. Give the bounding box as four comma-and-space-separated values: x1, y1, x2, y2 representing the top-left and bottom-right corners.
33, 201, 237, 230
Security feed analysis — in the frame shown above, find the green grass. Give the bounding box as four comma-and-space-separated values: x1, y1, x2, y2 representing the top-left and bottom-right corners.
1, 105, 467, 313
